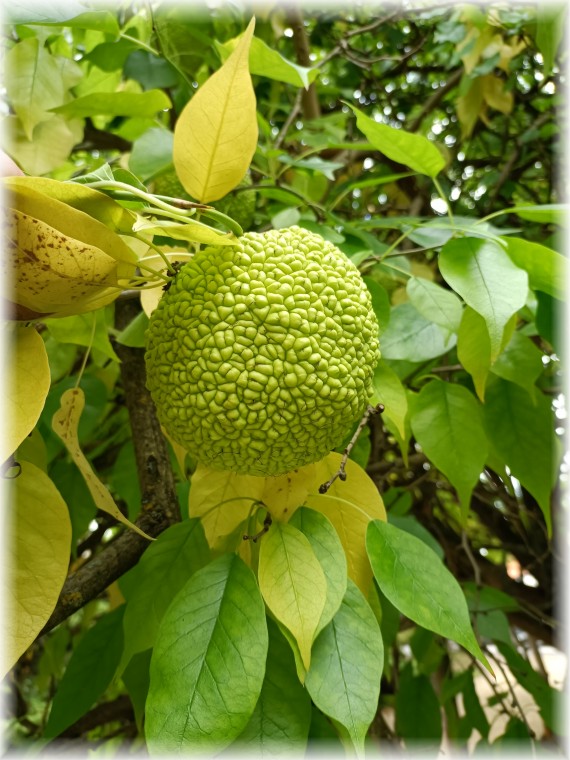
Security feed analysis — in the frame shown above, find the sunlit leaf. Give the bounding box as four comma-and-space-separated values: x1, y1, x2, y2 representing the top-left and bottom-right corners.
217, 34, 319, 89
439, 237, 528, 360
406, 277, 463, 333
371, 360, 408, 439
502, 237, 566, 301
258, 521, 327, 670
173, 17, 257, 202
457, 307, 492, 401
289, 507, 347, 636
410, 379, 488, 515
306, 453, 387, 594
348, 103, 445, 177
52, 388, 153, 540
4, 325, 50, 462
134, 217, 236, 246
366, 520, 491, 671
52, 90, 171, 118
146, 554, 268, 753
3, 461, 71, 676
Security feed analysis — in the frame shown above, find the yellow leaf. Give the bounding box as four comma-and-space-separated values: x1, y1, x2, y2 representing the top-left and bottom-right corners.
3, 461, 71, 676
261, 463, 316, 521
458, 26, 495, 74
306, 453, 386, 594
258, 522, 327, 670
52, 388, 153, 541
188, 463, 265, 552
481, 75, 514, 115
498, 37, 526, 71
457, 77, 484, 138
173, 17, 258, 203
133, 218, 236, 246
4, 208, 128, 319
3, 325, 50, 463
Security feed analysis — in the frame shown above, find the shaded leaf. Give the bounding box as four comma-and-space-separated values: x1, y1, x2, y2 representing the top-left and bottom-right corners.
120, 520, 211, 670
483, 379, 560, 533
305, 580, 383, 757
457, 306, 492, 401
502, 236, 566, 301
371, 360, 408, 439
490, 331, 544, 400
232, 618, 312, 755
395, 663, 442, 748
380, 302, 457, 362
45, 607, 125, 737
52, 90, 171, 118
406, 276, 463, 333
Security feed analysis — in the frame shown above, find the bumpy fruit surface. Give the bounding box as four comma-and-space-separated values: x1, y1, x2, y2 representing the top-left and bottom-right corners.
145, 226, 379, 476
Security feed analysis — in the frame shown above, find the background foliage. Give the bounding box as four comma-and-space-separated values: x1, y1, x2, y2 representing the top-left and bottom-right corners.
1, 1, 566, 756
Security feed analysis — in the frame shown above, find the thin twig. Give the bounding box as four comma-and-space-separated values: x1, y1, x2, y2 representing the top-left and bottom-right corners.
319, 403, 384, 493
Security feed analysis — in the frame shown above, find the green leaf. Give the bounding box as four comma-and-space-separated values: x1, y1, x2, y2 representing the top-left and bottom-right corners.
496, 642, 556, 731
347, 104, 445, 177
289, 508, 347, 637
129, 128, 174, 182
7, 4, 120, 33
52, 90, 171, 118
535, 6, 567, 77
4, 113, 84, 176
304, 580, 383, 757
406, 277, 463, 333
122, 650, 151, 732
395, 664, 442, 748
5, 38, 78, 140
145, 554, 268, 754
116, 311, 150, 349
258, 522, 327, 671
490, 331, 544, 400
45, 607, 125, 738
120, 519, 211, 670
44, 311, 119, 363
380, 302, 457, 362
232, 619, 312, 754
457, 307, 492, 401
366, 520, 490, 669
510, 204, 569, 226
483, 379, 560, 533
363, 277, 390, 333
410, 379, 489, 512
371, 360, 408, 439
502, 237, 567, 301
217, 35, 319, 89
388, 515, 444, 560
439, 238, 528, 361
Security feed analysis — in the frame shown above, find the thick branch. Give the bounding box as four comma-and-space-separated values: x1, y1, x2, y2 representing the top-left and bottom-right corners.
41, 300, 181, 635
285, 4, 321, 120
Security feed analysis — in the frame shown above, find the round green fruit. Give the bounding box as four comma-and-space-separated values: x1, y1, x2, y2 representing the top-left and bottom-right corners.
145, 226, 380, 476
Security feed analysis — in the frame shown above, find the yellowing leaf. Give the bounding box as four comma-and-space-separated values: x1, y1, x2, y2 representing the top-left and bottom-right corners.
258, 522, 327, 670
261, 464, 316, 521
133, 218, 236, 246
3, 461, 71, 676
481, 75, 513, 114
4, 113, 84, 176
457, 77, 484, 138
52, 388, 152, 541
306, 453, 386, 594
4, 325, 50, 463
188, 463, 265, 552
4, 208, 127, 319
173, 17, 258, 203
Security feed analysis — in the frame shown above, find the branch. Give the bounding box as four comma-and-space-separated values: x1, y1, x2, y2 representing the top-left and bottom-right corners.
41, 299, 181, 635
285, 4, 321, 120
59, 695, 134, 739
